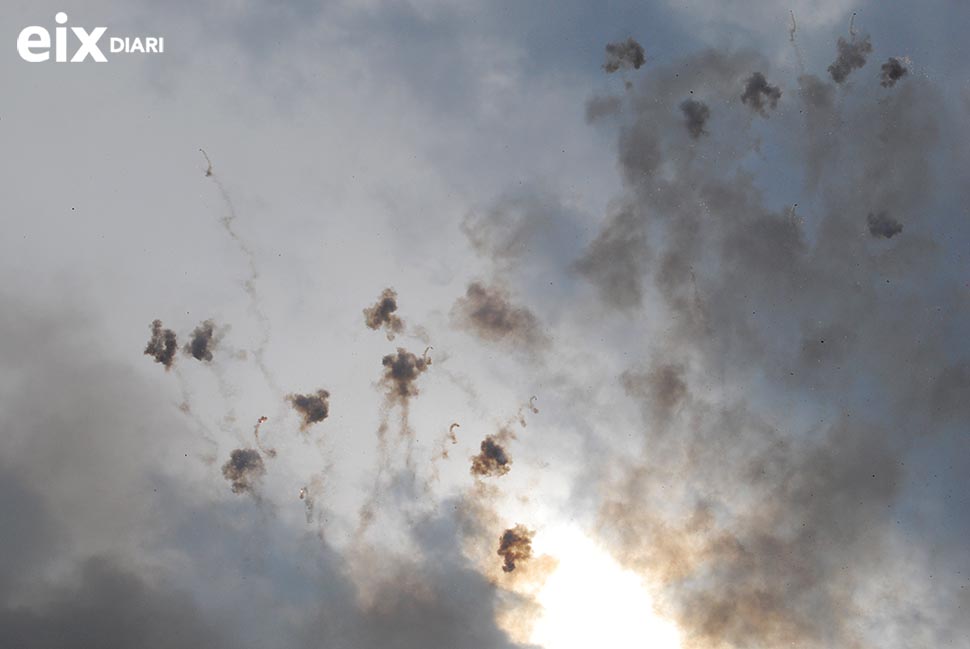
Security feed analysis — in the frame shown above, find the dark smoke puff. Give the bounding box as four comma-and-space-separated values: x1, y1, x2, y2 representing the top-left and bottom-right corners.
183, 320, 216, 362
144, 319, 177, 370
867, 212, 903, 239
498, 525, 534, 573
381, 348, 431, 402
828, 36, 873, 84
880, 57, 908, 88
680, 99, 710, 138
288, 390, 331, 431
471, 436, 512, 478
740, 72, 782, 115
363, 288, 405, 340
452, 282, 548, 350
603, 38, 645, 73
221, 449, 265, 494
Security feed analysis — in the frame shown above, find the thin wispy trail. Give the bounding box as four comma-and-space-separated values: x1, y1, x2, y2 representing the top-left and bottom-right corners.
356, 346, 433, 538
789, 9, 805, 76
199, 148, 281, 399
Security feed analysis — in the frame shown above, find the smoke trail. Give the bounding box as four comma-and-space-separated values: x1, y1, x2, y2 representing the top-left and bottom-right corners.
198, 149, 280, 397
252, 415, 277, 458
789, 10, 805, 76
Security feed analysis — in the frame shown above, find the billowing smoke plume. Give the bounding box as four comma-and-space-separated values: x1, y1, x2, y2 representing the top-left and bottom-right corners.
183, 319, 217, 362
288, 390, 331, 431
828, 35, 873, 83
881, 57, 908, 87
143, 319, 177, 370
740, 72, 781, 115
867, 211, 903, 238
603, 37, 645, 73
452, 282, 548, 352
363, 288, 405, 340
680, 98, 710, 138
569, 41, 963, 648
497, 525, 534, 573
220, 448, 265, 494
471, 430, 513, 478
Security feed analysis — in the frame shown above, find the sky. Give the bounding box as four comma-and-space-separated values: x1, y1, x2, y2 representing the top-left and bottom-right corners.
1, 1, 969, 647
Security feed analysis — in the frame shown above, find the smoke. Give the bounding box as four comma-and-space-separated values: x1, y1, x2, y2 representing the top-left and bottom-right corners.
680, 98, 710, 138
568, 38, 962, 648
252, 415, 277, 458
437, 422, 460, 460
497, 525, 534, 573
183, 319, 217, 362
288, 390, 331, 431
143, 319, 177, 370
585, 95, 622, 123
380, 348, 431, 405
740, 72, 781, 115
363, 288, 405, 340
451, 282, 549, 352
621, 363, 688, 425
828, 35, 873, 84
199, 149, 279, 396
470, 429, 514, 478
881, 57, 909, 88
220, 448, 265, 494
603, 37, 645, 73
867, 211, 903, 238
575, 205, 649, 309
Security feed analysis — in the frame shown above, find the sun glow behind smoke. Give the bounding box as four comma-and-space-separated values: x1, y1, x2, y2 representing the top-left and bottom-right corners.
530, 526, 682, 649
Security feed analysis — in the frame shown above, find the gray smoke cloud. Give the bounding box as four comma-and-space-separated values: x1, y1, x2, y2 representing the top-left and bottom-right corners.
567, 40, 966, 648
740, 72, 781, 115
880, 57, 908, 87
680, 98, 711, 137
603, 37, 645, 73
5, 8, 969, 649
451, 282, 549, 352
828, 35, 873, 83
867, 211, 903, 238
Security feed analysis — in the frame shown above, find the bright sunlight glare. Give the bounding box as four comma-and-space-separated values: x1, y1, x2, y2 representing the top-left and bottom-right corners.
530, 525, 682, 649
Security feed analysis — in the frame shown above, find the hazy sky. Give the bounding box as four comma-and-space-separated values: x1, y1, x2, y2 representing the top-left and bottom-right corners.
2, 1, 969, 648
